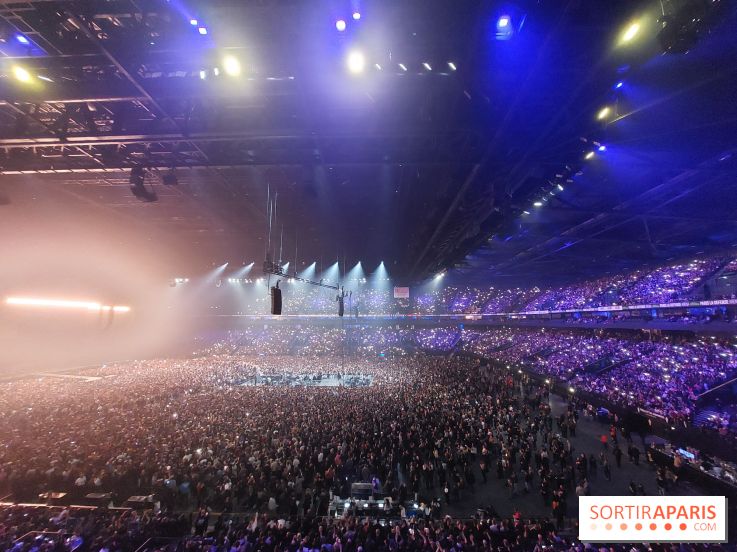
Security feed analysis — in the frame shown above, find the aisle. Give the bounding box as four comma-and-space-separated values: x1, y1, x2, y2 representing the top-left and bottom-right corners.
443, 391, 703, 518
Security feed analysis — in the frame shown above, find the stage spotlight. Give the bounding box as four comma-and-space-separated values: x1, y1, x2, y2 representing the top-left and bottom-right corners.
598, 145, 607, 152
190, 19, 198, 26
585, 151, 595, 160
422, 62, 432, 71
448, 62, 457, 71
199, 70, 207, 79
615, 81, 624, 89
352, 12, 361, 20
12, 66, 32, 83
496, 15, 514, 40
15, 34, 30, 45
620, 21, 640, 43
374, 63, 382, 70
336, 19, 347, 32
223, 55, 241, 76
533, 201, 543, 207
398, 63, 407, 71
347, 50, 366, 74
596, 106, 611, 120
198, 27, 208, 35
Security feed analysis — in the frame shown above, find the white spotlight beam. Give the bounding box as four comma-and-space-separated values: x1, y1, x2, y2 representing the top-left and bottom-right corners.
5, 296, 131, 313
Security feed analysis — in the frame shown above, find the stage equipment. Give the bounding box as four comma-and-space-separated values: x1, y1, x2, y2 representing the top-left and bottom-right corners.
129, 167, 158, 202
263, 259, 349, 316
270, 280, 282, 315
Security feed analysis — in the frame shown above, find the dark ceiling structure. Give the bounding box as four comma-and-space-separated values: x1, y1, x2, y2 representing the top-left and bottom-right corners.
0, 0, 735, 283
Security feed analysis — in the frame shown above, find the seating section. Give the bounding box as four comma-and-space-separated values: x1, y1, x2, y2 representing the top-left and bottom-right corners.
237, 254, 733, 315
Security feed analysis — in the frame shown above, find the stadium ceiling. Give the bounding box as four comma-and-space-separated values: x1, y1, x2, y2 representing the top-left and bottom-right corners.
0, 0, 735, 283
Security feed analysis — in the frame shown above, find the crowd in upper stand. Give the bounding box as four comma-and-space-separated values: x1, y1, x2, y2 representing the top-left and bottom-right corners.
226, 254, 735, 316
419, 256, 730, 315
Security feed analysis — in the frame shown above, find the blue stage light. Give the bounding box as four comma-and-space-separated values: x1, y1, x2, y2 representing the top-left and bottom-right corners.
495, 15, 514, 40
615, 81, 624, 89
598, 145, 607, 152
16, 34, 30, 45
189, 19, 198, 26
198, 27, 208, 35
352, 12, 361, 20
336, 19, 347, 32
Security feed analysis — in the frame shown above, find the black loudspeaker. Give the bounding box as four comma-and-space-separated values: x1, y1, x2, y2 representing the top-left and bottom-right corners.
129, 166, 145, 187
129, 167, 158, 202
338, 296, 344, 317
162, 171, 178, 186
270, 286, 282, 315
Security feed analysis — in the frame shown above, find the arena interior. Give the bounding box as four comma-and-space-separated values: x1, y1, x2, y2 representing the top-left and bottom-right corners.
1, 0, 737, 550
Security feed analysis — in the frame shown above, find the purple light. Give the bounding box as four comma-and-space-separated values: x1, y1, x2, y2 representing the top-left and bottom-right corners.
16, 34, 30, 45
615, 81, 624, 89
189, 19, 198, 26
198, 27, 208, 35
352, 12, 361, 20
598, 145, 607, 152
335, 19, 347, 32
497, 15, 511, 29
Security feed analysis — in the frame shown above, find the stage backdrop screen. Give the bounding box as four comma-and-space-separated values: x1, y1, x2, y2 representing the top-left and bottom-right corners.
393, 287, 410, 299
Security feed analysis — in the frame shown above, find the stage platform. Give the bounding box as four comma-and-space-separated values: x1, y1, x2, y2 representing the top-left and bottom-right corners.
238, 373, 372, 387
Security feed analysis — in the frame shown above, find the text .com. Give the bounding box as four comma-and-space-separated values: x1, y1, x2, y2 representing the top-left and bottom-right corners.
579, 496, 727, 543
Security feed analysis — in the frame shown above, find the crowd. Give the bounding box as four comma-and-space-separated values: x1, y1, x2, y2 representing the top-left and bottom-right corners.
200, 253, 735, 317
0, 353, 599, 547
0, 505, 189, 552
462, 328, 737, 422
3, 505, 729, 552
2, 353, 555, 514
2, 325, 735, 550
617, 258, 726, 306
197, 326, 461, 358
446, 255, 729, 315
197, 324, 737, 428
